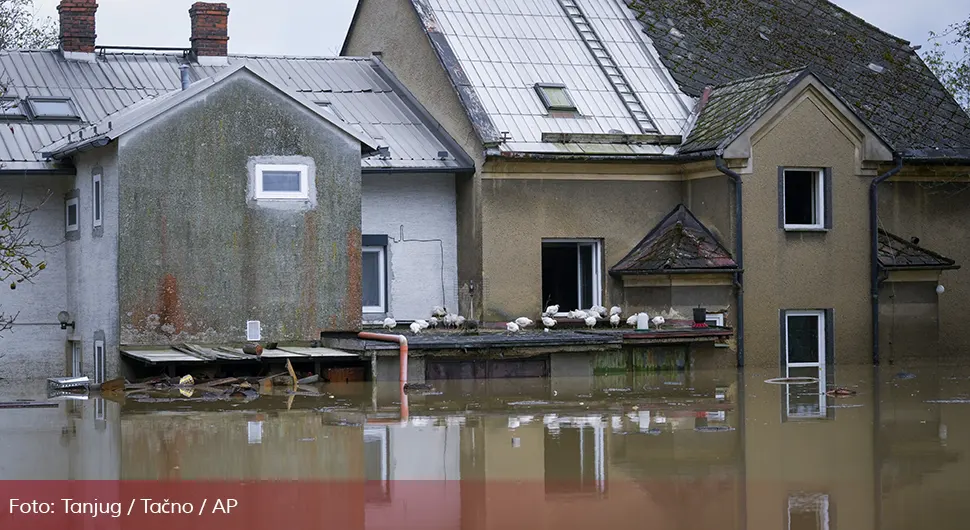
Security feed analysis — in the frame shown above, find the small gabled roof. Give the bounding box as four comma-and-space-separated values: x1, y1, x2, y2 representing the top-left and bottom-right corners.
611, 204, 738, 276
879, 230, 960, 271
42, 64, 378, 158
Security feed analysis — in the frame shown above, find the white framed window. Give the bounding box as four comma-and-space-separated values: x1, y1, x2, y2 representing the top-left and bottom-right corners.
362, 246, 387, 313
92, 170, 103, 227
254, 163, 310, 200
93, 339, 105, 384
246, 320, 261, 341
706, 314, 725, 327
541, 239, 602, 315
783, 310, 828, 420
65, 197, 79, 232
788, 493, 830, 530
781, 168, 826, 230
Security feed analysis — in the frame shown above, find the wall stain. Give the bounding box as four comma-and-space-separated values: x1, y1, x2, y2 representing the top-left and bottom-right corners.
158, 273, 185, 335
299, 213, 319, 336
343, 227, 362, 331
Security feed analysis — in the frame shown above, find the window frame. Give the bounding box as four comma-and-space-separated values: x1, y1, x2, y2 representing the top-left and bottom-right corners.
253, 163, 310, 200
780, 167, 830, 231
362, 245, 388, 314
25, 96, 80, 121
92, 170, 103, 228
70, 341, 82, 378
781, 309, 833, 421
65, 197, 79, 232
534, 83, 578, 112
706, 314, 725, 327
0, 97, 27, 120
93, 339, 105, 385
541, 239, 602, 316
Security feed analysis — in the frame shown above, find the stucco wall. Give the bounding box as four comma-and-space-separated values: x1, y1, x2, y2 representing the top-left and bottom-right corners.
0, 174, 71, 379
742, 95, 871, 367
362, 172, 458, 320
116, 73, 362, 345
65, 146, 121, 381
879, 180, 970, 357
480, 176, 681, 321
343, 0, 486, 320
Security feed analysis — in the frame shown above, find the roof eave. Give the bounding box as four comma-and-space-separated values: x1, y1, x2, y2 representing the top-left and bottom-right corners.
609, 267, 740, 277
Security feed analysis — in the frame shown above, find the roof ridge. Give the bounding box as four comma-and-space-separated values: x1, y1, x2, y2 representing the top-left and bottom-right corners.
711, 67, 807, 90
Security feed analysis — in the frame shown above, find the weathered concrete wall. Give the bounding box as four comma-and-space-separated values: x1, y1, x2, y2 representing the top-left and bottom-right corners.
66, 146, 121, 381
879, 280, 942, 361
742, 95, 871, 367
879, 179, 970, 357
480, 176, 681, 321
343, 0, 486, 321
362, 172, 458, 320
116, 73, 362, 345
0, 174, 71, 379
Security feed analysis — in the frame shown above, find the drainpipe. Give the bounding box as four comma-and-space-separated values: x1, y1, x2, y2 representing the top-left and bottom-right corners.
358, 331, 410, 424
870, 154, 904, 365
715, 153, 745, 367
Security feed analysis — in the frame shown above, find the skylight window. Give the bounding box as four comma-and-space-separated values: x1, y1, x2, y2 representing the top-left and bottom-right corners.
25, 97, 79, 120
0, 97, 27, 119
534, 83, 577, 112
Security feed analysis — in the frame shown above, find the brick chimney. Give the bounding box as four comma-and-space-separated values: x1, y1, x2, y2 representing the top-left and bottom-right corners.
57, 0, 98, 59
189, 2, 230, 65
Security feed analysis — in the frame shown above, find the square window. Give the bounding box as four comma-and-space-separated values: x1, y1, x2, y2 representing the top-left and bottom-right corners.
0, 97, 27, 119
25, 97, 79, 120
534, 83, 577, 112
782, 169, 826, 230
92, 171, 103, 227
541, 240, 602, 314
254, 164, 309, 200
65, 197, 79, 232
362, 245, 387, 313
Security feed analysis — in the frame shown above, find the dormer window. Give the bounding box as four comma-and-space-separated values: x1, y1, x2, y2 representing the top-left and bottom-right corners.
534, 83, 577, 112
0, 97, 27, 119
25, 97, 79, 121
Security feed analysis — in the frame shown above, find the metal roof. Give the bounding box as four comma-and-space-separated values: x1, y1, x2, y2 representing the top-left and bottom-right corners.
408, 0, 694, 157
0, 50, 473, 172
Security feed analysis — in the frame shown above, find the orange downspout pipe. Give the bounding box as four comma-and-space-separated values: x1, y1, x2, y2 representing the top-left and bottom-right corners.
358, 332, 409, 424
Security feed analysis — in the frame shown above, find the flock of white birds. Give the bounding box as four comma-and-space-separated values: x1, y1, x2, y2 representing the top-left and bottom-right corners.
379, 304, 668, 335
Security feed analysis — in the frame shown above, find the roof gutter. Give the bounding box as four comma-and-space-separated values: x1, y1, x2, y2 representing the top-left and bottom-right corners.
870, 154, 904, 365
715, 153, 745, 367
486, 151, 716, 163
42, 136, 112, 160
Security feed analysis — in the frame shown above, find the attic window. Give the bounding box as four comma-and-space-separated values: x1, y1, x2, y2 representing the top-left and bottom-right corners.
534, 83, 577, 112
25, 97, 79, 120
0, 97, 27, 119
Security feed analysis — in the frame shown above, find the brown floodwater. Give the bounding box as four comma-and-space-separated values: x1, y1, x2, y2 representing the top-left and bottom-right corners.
2, 360, 969, 529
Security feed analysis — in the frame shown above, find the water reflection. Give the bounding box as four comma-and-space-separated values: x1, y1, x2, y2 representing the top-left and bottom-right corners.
2, 363, 969, 528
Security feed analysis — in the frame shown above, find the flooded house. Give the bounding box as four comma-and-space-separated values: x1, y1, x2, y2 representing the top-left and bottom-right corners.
342, 0, 970, 368
0, 1, 471, 381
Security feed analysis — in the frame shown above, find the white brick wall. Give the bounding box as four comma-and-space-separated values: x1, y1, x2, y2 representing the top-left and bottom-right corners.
362, 173, 458, 320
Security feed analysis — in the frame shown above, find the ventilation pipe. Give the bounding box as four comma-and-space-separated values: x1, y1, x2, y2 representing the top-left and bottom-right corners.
179, 64, 190, 90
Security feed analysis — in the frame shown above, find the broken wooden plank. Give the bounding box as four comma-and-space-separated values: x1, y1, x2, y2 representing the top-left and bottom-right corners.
285, 359, 298, 392
296, 374, 319, 385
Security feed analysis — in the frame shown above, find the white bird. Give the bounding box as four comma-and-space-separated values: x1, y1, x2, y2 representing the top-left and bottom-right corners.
455, 315, 466, 328
586, 309, 600, 319
543, 328, 550, 333
652, 316, 665, 328
626, 315, 638, 327
584, 315, 597, 329
610, 314, 620, 328
544, 305, 560, 316
429, 317, 439, 328
415, 319, 430, 329
410, 321, 422, 334
568, 310, 584, 319
515, 317, 534, 329
506, 322, 520, 334
444, 313, 458, 327
432, 306, 447, 318
542, 316, 557, 328
382, 317, 397, 330
610, 306, 622, 316
591, 305, 607, 318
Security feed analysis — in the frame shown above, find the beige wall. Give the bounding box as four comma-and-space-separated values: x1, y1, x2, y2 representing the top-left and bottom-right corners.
742, 94, 872, 366
343, 0, 487, 319
480, 175, 682, 320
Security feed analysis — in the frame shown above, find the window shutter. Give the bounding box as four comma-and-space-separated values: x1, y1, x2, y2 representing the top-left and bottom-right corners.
779, 309, 788, 375
778, 167, 786, 228
824, 308, 835, 366
823, 168, 833, 229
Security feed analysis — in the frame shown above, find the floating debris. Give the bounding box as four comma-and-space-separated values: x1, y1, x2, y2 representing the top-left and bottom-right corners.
765, 377, 818, 385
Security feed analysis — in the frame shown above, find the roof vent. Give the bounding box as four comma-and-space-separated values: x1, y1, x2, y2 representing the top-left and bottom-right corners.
437, 150, 449, 159
868, 63, 886, 74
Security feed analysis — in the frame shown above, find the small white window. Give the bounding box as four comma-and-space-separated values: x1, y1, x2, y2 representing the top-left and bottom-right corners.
783, 169, 825, 230
254, 164, 309, 200
246, 320, 261, 341
783, 310, 828, 420
93, 339, 105, 384
362, 246, 387, 313
65, 197, 79, 232
534, 83, 577, 112
248, 421, 263, 444
706, 314, 725, 327
92, 170, 103, 227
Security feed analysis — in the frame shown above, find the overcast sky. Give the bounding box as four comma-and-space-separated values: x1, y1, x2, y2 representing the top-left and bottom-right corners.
32, 0, 965, 57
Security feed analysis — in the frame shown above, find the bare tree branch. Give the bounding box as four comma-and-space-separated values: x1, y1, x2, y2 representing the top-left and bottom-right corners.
0, 187, 54, 335
0, 0, 58, 50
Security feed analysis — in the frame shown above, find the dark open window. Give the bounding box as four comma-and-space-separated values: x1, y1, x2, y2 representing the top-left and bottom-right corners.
779, 168, 832, 230
541, 240, 600, 312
